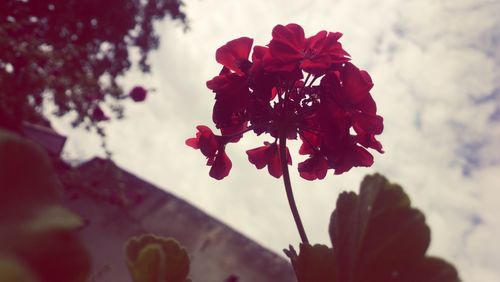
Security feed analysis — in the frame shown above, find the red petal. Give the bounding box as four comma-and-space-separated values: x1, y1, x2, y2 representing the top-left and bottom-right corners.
207, 72, 248, 93
306, 30, 327, 48
268, 143, 292, 178
246, 142, 291, 178
299, 130, 322, 155
208, 73, 250, 128
196, 126, 218, 157
246, 145, 269, 169
185, 136, 199, 149
267, 23, 306, 71
298, 156, 328, 180
300, 59, 332, 73
301, 31, 349, 73
333, 144, 374, 175
221, 122, 247, 143
209, 150, 232, 180
356, 132, 384, 153
216, 37, 253, 75
252, 45, 268, 63
342, 63, 374, 105
355, 95, 377, 114
267, 143, 282, 178
352, 113, 384, 135
270, 24, 305, 56
285, 145, 293, 166
320, 32, 350, 62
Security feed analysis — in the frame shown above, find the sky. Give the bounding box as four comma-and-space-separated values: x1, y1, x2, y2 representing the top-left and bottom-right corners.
51, 0, 500, 281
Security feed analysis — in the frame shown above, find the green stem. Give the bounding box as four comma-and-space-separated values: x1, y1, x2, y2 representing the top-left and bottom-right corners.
279, 134, 309, 244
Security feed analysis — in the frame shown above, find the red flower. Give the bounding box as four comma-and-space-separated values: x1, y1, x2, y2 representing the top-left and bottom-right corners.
186, 126, 232, 180
265, 24, 350, 73
246, 142, 292, 178
322, 63, 384, 153
188, 24, 384, 180
129, 86, 148, 102
207, 38, 253, 130
207, 69, 250, 129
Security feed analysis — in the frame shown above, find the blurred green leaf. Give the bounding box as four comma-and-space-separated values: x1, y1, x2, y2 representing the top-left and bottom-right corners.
0, 256, 36, 282
23, 205, 83, 233
0, 129, 61, 222
126, 234, 190, 282
0, 129, 90, 282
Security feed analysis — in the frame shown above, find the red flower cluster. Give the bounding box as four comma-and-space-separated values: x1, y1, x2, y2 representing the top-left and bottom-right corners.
187, 24, 383, 180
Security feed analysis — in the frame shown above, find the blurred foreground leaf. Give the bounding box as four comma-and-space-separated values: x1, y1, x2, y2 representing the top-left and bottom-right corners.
126, 234, 191, 282
23, 205, 82, 233
286, 174, 460, 282
0, 257, 36, 282
0, 129, 90, 282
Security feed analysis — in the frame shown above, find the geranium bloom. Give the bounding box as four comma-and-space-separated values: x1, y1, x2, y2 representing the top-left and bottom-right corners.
187, 23, 383, 180
266, 24, 350, 73
246, 142, 292, 178
186, 126, 232, 180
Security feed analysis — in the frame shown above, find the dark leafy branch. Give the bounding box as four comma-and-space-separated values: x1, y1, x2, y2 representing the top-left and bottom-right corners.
0, 0, 186, 131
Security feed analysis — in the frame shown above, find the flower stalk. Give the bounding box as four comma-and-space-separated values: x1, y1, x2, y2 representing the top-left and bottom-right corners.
279, 134, 309, 244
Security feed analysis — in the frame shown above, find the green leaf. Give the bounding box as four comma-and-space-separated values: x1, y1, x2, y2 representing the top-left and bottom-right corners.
0, 130, 61, 221
328, 173, 460, 282
126, 234, 190, 282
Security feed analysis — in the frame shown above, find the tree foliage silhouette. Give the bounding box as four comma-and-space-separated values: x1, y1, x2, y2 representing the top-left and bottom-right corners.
0, 0, 186, 131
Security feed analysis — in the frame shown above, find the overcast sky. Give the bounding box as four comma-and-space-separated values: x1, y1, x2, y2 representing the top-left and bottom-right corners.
51, 0, 500, 281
